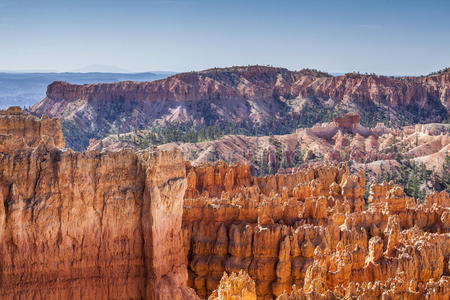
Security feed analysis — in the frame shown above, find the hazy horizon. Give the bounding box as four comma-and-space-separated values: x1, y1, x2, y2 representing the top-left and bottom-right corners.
1, 0, 449, 75
0, 66, 177, 75
0, 65, 445, 77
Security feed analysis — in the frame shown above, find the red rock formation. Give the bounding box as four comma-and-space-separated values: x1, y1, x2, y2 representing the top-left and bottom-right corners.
36, 68, 450, 109
1, 108, 449, 300
333, 114, 360, 130
0, 109, 197, 300
208, 271, 257, 300
0, 106, 65, 149
183, 161, 450, 299
30, 66, 450, 150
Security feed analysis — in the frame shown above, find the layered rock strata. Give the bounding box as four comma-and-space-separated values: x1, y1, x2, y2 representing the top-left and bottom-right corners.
0, 106, 65, 149
0, 110, 197, 299
30, 66, 450, 150
35, 67, 450, 110
183, 162, 450, 299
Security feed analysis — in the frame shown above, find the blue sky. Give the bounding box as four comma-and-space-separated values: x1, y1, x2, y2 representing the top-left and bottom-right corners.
0, 0, 449, 75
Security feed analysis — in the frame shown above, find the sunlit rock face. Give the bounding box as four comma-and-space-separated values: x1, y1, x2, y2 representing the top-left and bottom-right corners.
0, 106, 65, 150
30, 66, 450, 150
0, 108, 449, 300
91, 113, 450, 193
0, 109, 198, 300
208, 271, 257, 300
183, 162, 450, 299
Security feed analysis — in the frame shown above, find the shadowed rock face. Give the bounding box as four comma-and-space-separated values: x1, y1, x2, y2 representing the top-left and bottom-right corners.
29, 66, 450, 150
183, 162, 450, 299
0, 109, 198, 300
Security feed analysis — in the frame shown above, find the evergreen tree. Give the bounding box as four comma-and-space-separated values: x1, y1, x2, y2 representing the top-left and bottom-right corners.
280, 148, 289, 169
440, 152, 450, 193
294, 142, 304, 166
260, 149, 269, 176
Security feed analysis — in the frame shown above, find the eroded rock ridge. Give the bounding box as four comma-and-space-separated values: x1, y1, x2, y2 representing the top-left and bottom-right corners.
30, 66, 450, 150
183, 162, 450, 299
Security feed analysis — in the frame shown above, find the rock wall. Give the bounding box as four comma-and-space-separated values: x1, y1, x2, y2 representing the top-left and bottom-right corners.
0, 110, 197, 300
37, 67, 450, 109
183, 162, 450, 299
333, 114, 360, 130
0, 106, 65, 149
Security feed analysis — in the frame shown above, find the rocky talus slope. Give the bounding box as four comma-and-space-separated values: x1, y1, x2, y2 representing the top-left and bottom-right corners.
183, 162, 450, 299
0, 109, 197, 299
30, 66, 449, 150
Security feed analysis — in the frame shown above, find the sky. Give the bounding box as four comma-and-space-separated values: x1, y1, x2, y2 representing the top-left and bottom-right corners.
0, 0, 449, 75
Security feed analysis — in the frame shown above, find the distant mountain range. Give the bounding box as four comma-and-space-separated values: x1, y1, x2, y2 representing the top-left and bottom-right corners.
29, 65, 450, 150
0, 71, 175, 109
73, 64, 131, 73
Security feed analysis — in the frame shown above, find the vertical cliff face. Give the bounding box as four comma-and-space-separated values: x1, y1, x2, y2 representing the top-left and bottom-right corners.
0, 109, 197, 300
0, 106, 65, 149
142, 150, 197, 299
183, 162, 450, 299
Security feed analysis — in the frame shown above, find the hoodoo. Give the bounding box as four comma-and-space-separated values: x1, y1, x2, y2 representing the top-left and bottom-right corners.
0, 108, 448, 299
182, 162, 450, 299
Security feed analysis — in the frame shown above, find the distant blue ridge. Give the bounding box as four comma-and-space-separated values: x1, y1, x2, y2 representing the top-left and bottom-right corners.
0, 72, 175, 109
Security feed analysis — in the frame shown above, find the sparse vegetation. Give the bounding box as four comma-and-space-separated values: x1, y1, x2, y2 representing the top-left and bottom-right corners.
438, 152, 450, 193
429, 67, 450, 76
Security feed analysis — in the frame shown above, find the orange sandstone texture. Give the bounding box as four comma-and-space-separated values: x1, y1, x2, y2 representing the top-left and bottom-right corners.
1, 108, 449, 300
0, 106, 65, 149
208, 271, 257, 300
0, 110, 197, 300
183, 162, 450, 299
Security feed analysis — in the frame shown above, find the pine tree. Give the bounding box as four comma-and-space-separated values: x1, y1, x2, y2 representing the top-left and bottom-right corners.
280, 148, 289, 169
294, 142, 304, 166
440, 152, 450, 193
260, 149, 269, 176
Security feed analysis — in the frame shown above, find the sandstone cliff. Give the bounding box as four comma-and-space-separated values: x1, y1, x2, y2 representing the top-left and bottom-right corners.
29, 66, 449, 150
1, 108, 450, 300
0, 109, 197, 299
0, 106, 65, 150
